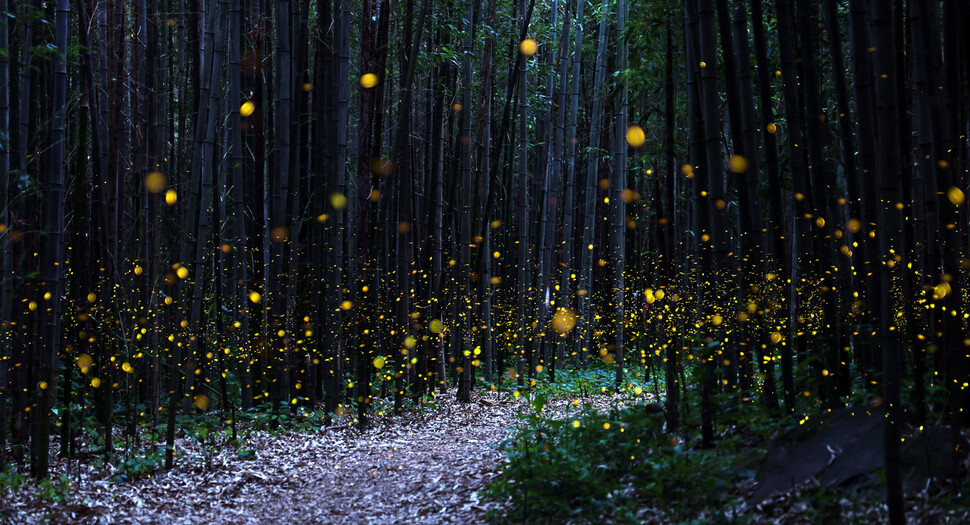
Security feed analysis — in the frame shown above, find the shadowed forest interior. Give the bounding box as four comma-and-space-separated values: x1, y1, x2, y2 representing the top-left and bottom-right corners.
1, 0, 969, 522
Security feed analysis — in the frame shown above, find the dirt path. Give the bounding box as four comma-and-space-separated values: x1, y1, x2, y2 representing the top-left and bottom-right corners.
1, 389, 535, 524
222, 392, 514, 524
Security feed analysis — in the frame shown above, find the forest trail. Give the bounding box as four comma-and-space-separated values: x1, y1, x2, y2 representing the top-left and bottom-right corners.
219, 391, 512, 524
6, 388, 583, 524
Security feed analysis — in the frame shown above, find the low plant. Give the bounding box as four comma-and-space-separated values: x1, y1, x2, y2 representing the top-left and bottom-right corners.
36, 476, 72, 503
0, 465, 28, 492
114, 450, 165, 482
483, 395, 738, 523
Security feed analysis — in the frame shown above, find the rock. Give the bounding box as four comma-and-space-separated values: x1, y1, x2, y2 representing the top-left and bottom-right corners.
750, 406, 968, 502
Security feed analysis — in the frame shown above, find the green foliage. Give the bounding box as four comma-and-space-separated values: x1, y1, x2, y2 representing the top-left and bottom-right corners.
0, 465, 28, 492
35, 476, 72, 504
483, 400, 737, 523
235, 448, 257, 460
114, 450, 165, 483
0, 466, 71, 503
534, 364, 616, 397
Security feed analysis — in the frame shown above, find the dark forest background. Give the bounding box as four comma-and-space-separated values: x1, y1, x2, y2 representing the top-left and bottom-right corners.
1, 1, 969, 522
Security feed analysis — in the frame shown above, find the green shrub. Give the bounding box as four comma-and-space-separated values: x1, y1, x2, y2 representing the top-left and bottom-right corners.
483, 397, 737, 523
114, 451, 165, 482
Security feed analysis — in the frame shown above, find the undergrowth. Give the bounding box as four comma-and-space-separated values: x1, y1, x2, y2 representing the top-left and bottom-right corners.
481, 393, 739, 524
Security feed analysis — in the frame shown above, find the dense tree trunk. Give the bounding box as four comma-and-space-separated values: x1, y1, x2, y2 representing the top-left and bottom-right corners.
30, 0, 68, 479
611, 0, 627, 390
554, 0, 584, 378
578, 0, 609, 363
458, 0, 475, 402
662, 16, 680, 432
0, 0, 12, 455
515, 0, 532, 387
752, 0, 791, 412
871, 4, 906, 523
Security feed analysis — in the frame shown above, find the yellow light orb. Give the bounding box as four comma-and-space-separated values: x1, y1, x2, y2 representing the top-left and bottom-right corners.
248, 291, 261, 304
728, 155, 748, 173
145, 171, 167, 193
330, 192, 348, 210
176, 266, 189, 279
134, 265, 143, 275
947, 186, 965, 205
91, 377, 102, 388
429, 318, 443, 334
519, 38, 538, 56
165, 189, 177, 206
270, 226, 290, 242
766, 123, 777, 134
373, 357, 385, 369
360, 73, 379, 88
626, 125, 646, 148
194, 395, 210, 410
240, 101, 256, 117
551, 309, 577, 334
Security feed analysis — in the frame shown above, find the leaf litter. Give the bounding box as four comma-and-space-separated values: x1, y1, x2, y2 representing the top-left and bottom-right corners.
5, 386, 964, 524
0, 388, 628, 524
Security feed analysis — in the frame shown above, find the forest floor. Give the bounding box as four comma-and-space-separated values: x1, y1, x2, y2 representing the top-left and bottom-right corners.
2, 378, 969, 524
0, 387, 629, 524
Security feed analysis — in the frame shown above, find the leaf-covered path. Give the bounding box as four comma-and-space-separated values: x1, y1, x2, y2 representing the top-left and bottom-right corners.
6, 388, 616, 524
219, 391, 511, 524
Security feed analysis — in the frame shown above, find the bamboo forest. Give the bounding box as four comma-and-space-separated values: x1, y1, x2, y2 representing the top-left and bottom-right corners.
1, 0, 969, 522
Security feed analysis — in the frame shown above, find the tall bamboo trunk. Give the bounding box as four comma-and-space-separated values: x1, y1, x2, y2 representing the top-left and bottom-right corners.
515, 0, 531, 387
847, 0, 880, 389
776, 0, 813, 408
539, 2, 567, 378
871, 4, 905, 523
662, 16, 681, 431
30, 0, 68, 478
732, 1, 776, 407
796, 0, 841, 408
458, 0, 475, 402
752, 0, 790, 412
555, 0, 584, 378
0, 0, 11, 453
578, 0, 609, 363
611, 0, 627, 390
